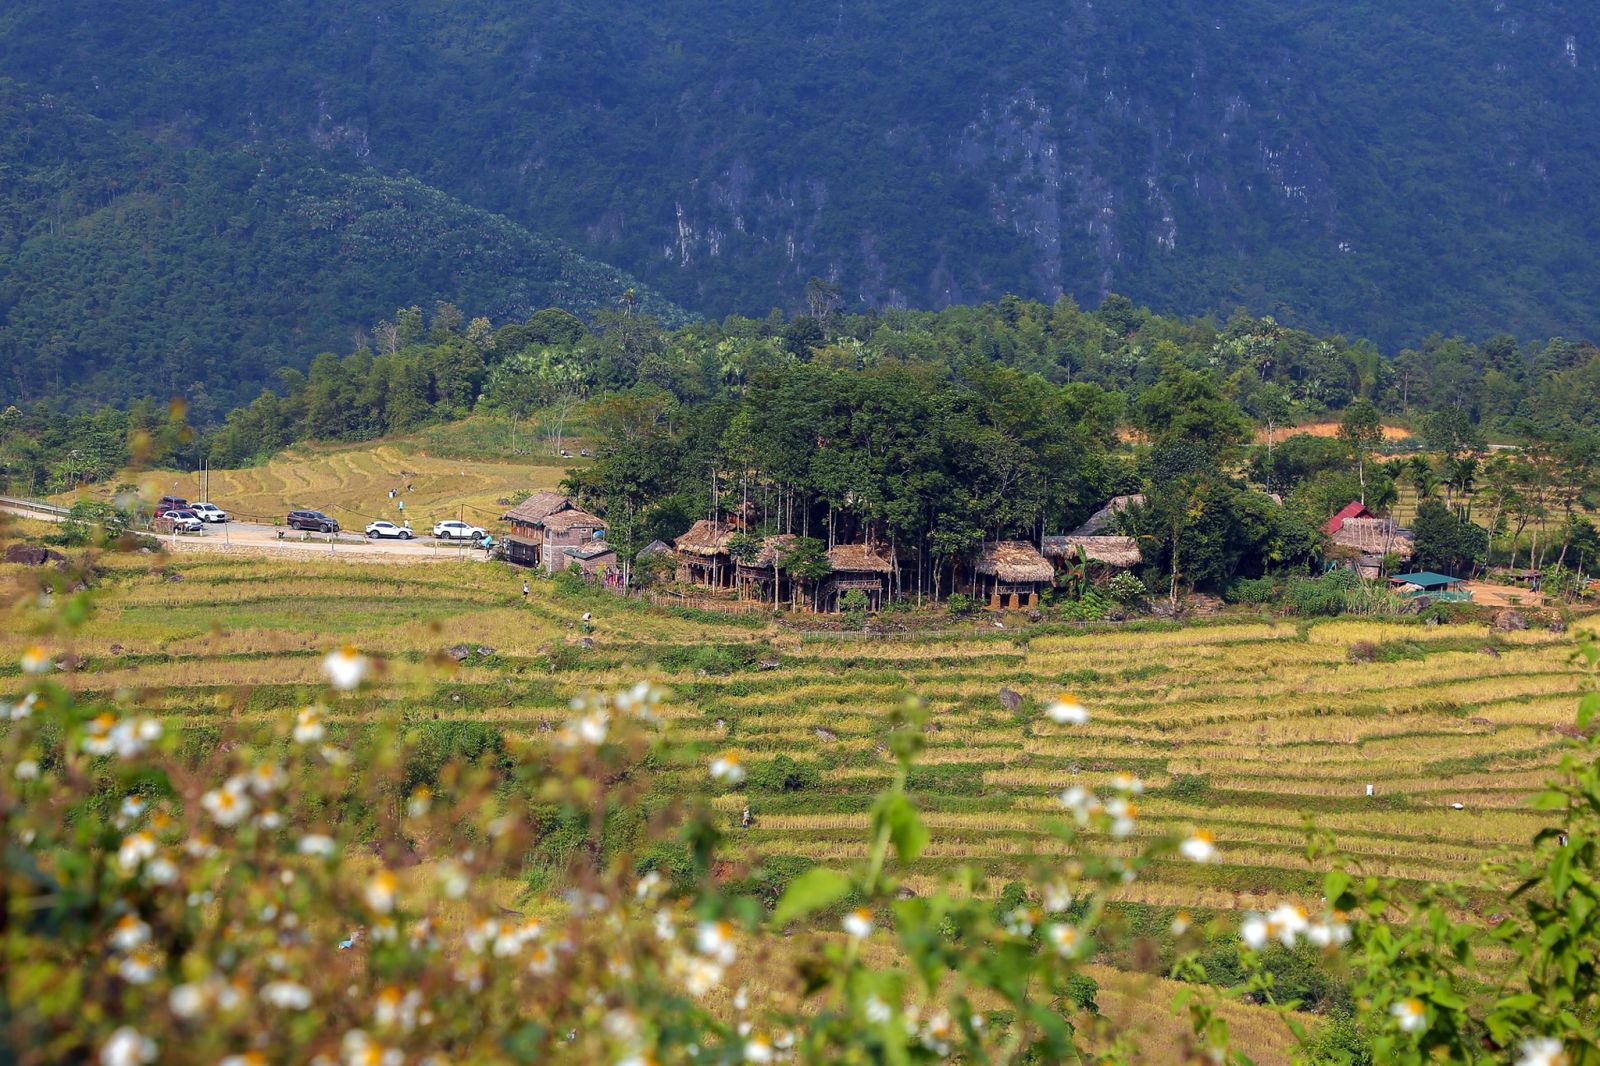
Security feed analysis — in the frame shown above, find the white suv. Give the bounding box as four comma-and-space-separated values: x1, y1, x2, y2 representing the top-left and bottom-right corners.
432, 520, 487, 541
160, 510, 204, 533
190, 502, 229, 523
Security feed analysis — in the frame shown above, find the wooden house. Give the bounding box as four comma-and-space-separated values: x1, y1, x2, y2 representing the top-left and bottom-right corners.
500, 492, 575, 567
975, 540, 1055, 609
1325, 501, 1413, 578
736, 533, 797, 604
539, 508, 607, 574
820, 543, 894, 611
676, 520, 736, 589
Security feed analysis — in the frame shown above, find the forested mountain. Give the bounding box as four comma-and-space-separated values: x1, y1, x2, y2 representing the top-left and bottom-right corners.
0, 81, 686, 412
3, 0, 1597, 356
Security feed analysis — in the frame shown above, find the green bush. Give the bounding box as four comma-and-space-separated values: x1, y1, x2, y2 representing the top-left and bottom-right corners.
1285, 570, 1361, 617
946, 592, 977, 617
1105, 571, 1149, 606
1224, 575, 1275, 605
745, 754, 821, 793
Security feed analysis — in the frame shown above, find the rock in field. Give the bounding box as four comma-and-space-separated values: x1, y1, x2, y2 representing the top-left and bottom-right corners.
998, 688, 1024, 712
1493, 609, 1527, 632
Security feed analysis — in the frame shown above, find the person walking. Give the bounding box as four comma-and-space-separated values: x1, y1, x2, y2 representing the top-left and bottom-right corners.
522, 580, 530, 602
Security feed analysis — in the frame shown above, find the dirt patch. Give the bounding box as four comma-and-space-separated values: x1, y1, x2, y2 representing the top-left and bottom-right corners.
1463, 582, 1545, 609
1258, 421, 1413, 445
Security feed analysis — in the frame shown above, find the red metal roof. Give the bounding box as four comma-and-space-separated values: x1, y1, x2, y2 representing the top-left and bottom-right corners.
1323, 501, 1375, 535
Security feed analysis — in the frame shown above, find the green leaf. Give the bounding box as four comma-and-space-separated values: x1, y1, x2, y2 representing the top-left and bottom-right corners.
772, 867, 853, 926
1580, 692, 1600, 730
873, 793, 929, 864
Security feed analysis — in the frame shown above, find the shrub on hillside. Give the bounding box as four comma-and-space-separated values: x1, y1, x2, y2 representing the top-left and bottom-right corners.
1285, 569, 1361, 617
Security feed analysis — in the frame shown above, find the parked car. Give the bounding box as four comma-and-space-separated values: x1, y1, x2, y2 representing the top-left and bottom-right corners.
287, 509, 340, 533
365, 520, 414, 540
190, 502, 229, 523
157, 495, 188, 512
159, 509, 204, 534
432, 520, 487, 541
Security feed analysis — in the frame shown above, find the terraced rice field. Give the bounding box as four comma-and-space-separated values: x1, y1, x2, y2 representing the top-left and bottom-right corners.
59, 434, 578, 532
5, 551, 1587, 924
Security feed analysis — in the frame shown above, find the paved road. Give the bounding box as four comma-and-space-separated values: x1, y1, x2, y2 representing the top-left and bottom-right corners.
156, 520, 496, 559
1, 500, 496, 563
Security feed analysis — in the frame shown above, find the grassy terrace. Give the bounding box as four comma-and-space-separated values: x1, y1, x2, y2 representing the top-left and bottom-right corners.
4, 551, 1584, 925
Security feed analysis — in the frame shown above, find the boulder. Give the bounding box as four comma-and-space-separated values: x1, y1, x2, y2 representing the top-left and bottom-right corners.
445, 644, 471, 663
757, 658, 782, 671
4, 545, 64, 566
997, 688, 1024, 712
814, 728, 837, 742
1493, 609, 1527, 632
1550, 618, 1569, 634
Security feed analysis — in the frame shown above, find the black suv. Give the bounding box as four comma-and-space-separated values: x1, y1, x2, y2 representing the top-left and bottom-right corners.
286, 509, 340, 533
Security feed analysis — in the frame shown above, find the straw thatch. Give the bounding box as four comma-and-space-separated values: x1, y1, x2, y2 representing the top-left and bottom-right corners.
1331, 517, 1413, 558
638, 539, 674, 558
501, 491, 572, 524
975, 541, 1055, 583
675, 519, 734, 556
1041, 535, 1143, 568
1071, 494, 1145, 536
826, 543, 894, 574
541, 508, 606, 533
743, 534, 798, 569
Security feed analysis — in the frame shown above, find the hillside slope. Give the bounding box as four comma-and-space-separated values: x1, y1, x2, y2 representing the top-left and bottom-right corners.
0, 81, 688, 412
2, 2, 1596, 345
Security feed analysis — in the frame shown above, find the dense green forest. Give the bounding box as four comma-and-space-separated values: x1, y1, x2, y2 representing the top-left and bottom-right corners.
2, 0, 1597, 358
0, 81, 686, 412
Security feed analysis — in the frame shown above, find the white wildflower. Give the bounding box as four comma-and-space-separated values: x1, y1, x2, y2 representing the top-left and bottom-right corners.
744, 1034, 775, 1063
1004, 906, 1040, 937
1042, 879, 1073, 912
1047, 923, 1083, 958
435, 859, 469, 899
292, 706, 326, 744
1179, 829, 1217, 863
864, 995, 892, 1024
1515, 1037, 1569, 1066
322, 646, 368, 691
298, 833, 337, 858
100, 1027, 156, 1066
709, 750, 746, 785
20, 644, 51, 674
116, 947, 160, 985
117, 831, 158, 871
1240, 914, 1270, 951
695, 919, 737, 965
1045, 695, 1090, 725
261, 980, 313, 1010
1111, 772, 1144, 795
1266, 903, 1310, 947
110, 914, 152, 951
842, 907, 874, 940
1390, 997, 1426, 1033
13, 759, 39, 782
200, 779, 252, 827
684, 955, 724, 997
365, 869, 399, 914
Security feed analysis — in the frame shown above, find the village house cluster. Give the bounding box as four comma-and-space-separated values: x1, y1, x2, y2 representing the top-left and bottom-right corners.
497, 489, 1440, 612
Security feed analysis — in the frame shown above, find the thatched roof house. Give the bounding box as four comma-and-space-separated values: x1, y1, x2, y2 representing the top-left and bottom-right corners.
638, 539, 674, 559
675, 519, 734, 557
974, 540, 1054, 609
676, 520, 736, 589
1331, 517, 1414, 558
1042, 535, 1143, 569
1071, 495, 1145, 536
502, 491, 573, 524
541, 508, 606, 535
826, 543, 895, 574
976, 541, 1055, 583
747, 533, 798, 569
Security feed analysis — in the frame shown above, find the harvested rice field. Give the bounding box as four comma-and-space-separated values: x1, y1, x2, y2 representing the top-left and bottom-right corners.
5, 550, 1588, 922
